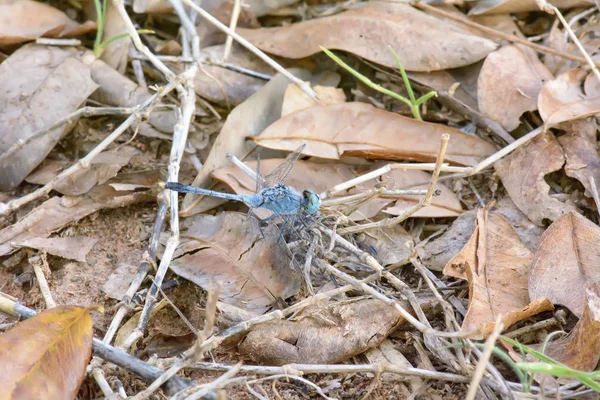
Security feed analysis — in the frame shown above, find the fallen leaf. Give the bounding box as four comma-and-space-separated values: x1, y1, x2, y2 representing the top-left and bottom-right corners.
0, 170, 161, 256
169, 212, 301, 314
529, 211, 600, 318
238, 2, 497, 72
0, 306, 95, 399
469, 0, 592, 15
114, 300, 168, 348
494, 131, 577, 225
408, 67, 479, 111
239, 298, 434, 365
443, 209, 553, 338
494, 197, 544, 252
478, 45, 553, 130
538, 68, 600, 129
366, 340, 422, 391
25, 147, 139, 196
0, 44, 99, 191
281, 82, 346, 117
97, 0, 130, 73
355, 225, 414, 267
102, 250, 143, 300
0, 0, 96, 45
14, 236, 97, 262
253, 102, 497, 166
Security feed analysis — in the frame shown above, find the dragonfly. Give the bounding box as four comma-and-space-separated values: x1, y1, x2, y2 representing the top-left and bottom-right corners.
165, 144, 321, 239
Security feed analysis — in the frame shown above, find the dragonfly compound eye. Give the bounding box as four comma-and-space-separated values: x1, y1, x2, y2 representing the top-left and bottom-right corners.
303, 189, 321, 214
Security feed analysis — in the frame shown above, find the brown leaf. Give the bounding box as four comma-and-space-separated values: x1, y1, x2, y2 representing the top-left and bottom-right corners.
253, 102, 497, 166
169, 212, 301, 314
0, 44, 99, 191
529, 211, 600, 318
469, 0, 592, 15
101, 251, 143, 300
212, 159, 462, 220
25, 147, 139, 196
97, 0, 130, 73
0, 0, 96, 45
14, 236, 97, 262
478, 45, 553, 130
443, 209, 553, 338
0, 306, 95, 399
0, 170, 161, 256
538, 68, 600, 129
494, 131, 577, 225
281, 82, 346, 117
239, 298, 434, 365
238, 2, 497, 72
355, 225, 414, 267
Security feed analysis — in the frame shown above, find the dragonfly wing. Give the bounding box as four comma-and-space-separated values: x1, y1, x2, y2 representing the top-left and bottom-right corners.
264, 143, 306, 187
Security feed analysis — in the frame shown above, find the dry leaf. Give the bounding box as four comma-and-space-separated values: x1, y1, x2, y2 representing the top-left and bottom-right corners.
169, 212, 301, 314
0, 44, 99, 191
495, 131, 577, 225
114, 301, 168, 348
238, 2, 497, 72
14, 236, 97, 262
102, 250, 143, 300
97, 0, 130, 73
281, 82, 346, 117
538, 68, 600, 129
254, 102, 497, 166
355, 225, 414, 267
0, 306, 95, 399
212, 159, 462, 220
478, 45, 553, 130
408, 67, 479, 111
239, 298, 434, 365
366, 340, 422, 391
443, 209, 553, 338
529, 211, 600, 318
0, 170, 161, 256
0, 0, 96, 45
25, 147, 139, 196
469, 0, 592, 15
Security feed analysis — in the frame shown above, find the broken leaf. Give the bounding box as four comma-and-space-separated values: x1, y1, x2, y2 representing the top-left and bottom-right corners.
495, 131, 577, 225
0, 44, 99, 191
238, 2, 497, 72
254, 102, 497, 166
469, 0, 592, 15
529, 211, 600, 318
0, 0, 96, 45
14, 236, 97, 262
0, 306, 95, 399
169, 212, 301, 314
478, 45, 553, 130
443, 209, 553, 338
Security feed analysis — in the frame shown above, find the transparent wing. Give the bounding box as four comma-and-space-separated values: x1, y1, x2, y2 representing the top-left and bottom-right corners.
264, 144, 306, 187
255, 151, 263, 193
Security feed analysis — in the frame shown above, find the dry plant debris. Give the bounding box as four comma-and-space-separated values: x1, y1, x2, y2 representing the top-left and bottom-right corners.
2, 0, 600, 398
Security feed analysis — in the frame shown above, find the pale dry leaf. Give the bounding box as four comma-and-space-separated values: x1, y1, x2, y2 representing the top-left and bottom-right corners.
239, 298, 434, 365
366, 340, 421, 390
98, 0, 130, 73
25, 146, 139, 196
169, 212, 301, 314
0, 0, 96, 45
355, 225, 414, 267
254, 102, 497, 166
15, 236, 97, 262
478, 45, 553, 131
469, 0, 592, 15
0, 44, 99, 191
0, 170, 161, 256
281, 82, 346, 117
102, 250, 143, 300
238, 2, 497, 72
529, 211, 600, 318
408, 68, 479, 111
443, 209, 553, 338
494, 131, 577, 225
114, 300, 168, 348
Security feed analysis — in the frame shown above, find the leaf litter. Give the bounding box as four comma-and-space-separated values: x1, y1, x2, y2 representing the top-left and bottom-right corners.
3, 0, 600, 398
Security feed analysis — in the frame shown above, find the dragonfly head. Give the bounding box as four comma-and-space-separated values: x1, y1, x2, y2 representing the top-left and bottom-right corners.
302, 189, 321, 214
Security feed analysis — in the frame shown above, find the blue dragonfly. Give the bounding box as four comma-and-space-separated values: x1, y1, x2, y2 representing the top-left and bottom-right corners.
165, 144, 321, 239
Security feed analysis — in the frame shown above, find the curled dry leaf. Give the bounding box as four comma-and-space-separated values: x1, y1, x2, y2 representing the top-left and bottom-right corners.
0, 44, 99, 191
0, 0, 96, 45
478, 45, 553, 131
212, 159, 462, 220
239, 298, 434, 365
238, 2, 497, 72
25, 146, 139, 196
254, 102, 497, 166
14, 236, 97, 263
169, 212, 301, 314
0, 170, 161, 256
469, 0, 592, 15
494, 131, 577, 225
538, 68, 600, 129
443, 209, 553, 338
0, 306, 95, 399
529, 211, 600, 318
